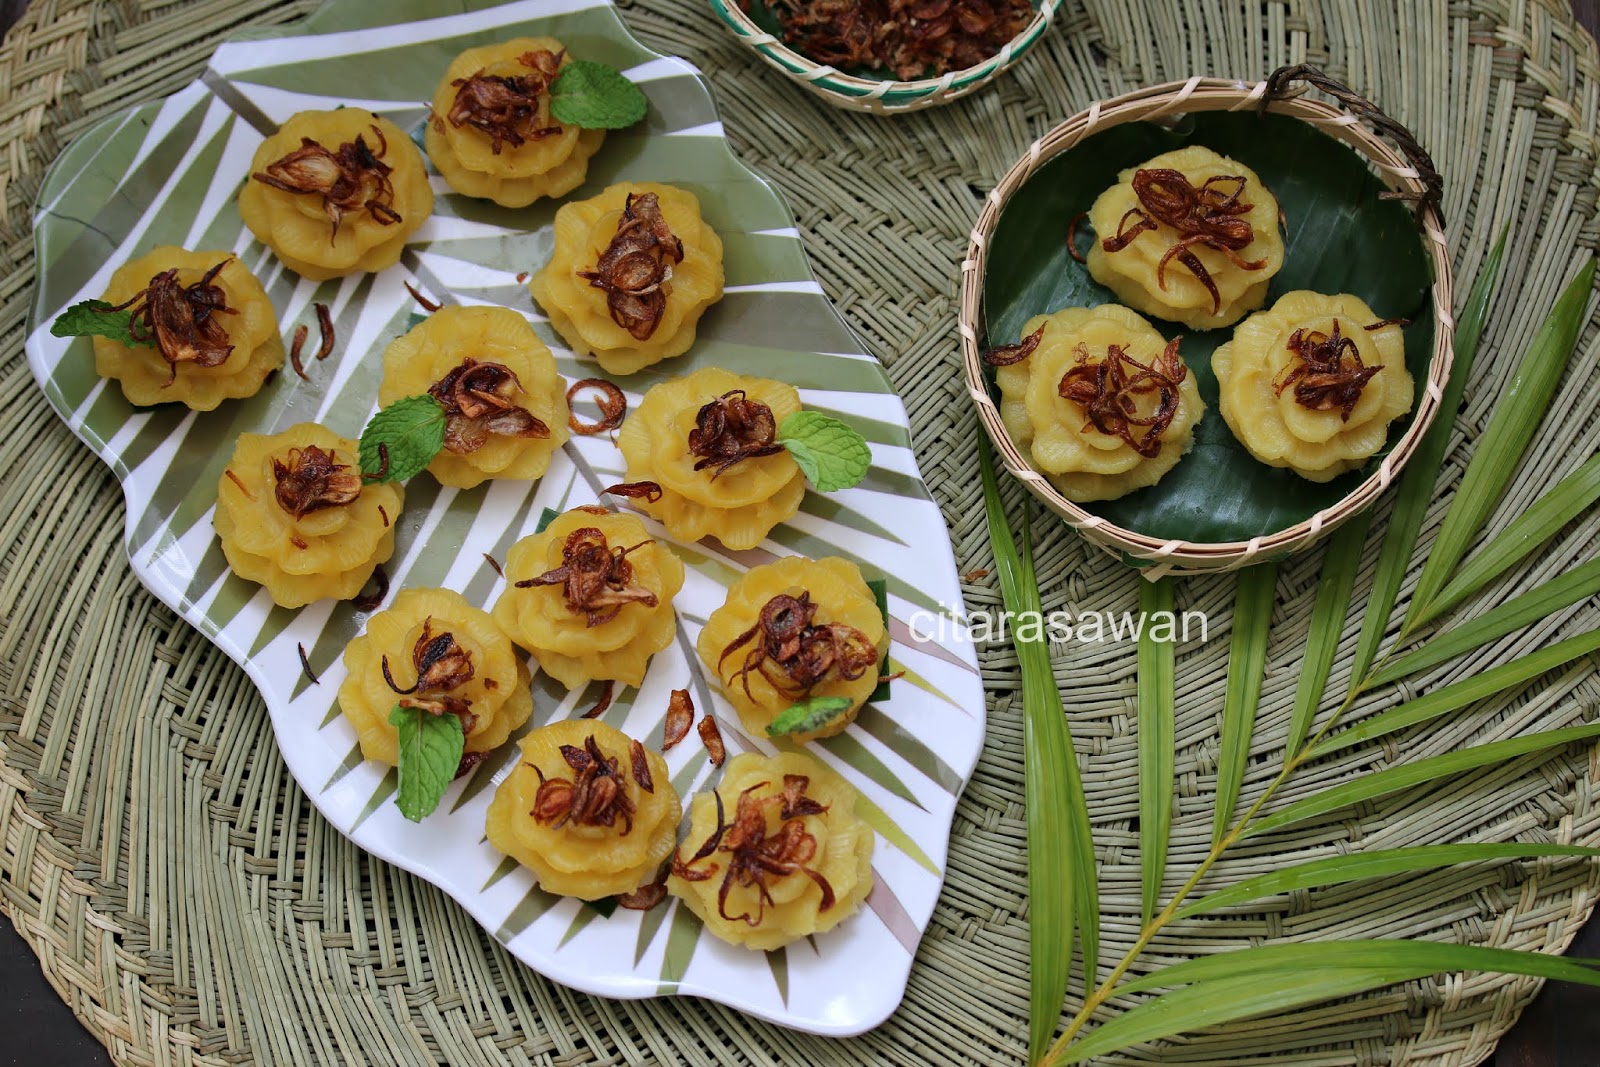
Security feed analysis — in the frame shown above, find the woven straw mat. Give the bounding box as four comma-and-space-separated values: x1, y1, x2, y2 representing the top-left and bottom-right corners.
4, 0, 1600, 1064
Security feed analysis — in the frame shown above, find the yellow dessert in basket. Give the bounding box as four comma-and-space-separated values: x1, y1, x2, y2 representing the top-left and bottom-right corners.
992, 303, 1204, 502
425, 37, 606, 208
486, 719, 679, 899
530, 182, 725, 376
91, 246, 282, 410
1213, 290, 1413, 482
696, 556, 887, 742
338, 587, 533, 768
1085, 145, 1284, 330
379, 305, 570, 489
617, 367, 806, 549
215, 423, 403, 608
240, 109, 433, 280
492, 507, 684, 689
668, 751, 874, 950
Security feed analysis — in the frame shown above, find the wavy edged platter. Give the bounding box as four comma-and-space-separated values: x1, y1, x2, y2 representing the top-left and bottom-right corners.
23, 0, 982, 1036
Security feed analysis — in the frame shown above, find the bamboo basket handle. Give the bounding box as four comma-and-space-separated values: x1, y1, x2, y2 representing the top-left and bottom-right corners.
1263, 64, 1446, 226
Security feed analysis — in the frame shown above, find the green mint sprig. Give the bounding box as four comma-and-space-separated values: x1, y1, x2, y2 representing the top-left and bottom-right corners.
389, 704, 465, 822
778, 411, 870, 493
359, 395, 446, 483
549, 60, 648, 130
51, 299, 154, 349
766, 694, 853, 738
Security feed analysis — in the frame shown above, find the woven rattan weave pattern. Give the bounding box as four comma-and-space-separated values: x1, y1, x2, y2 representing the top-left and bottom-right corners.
3, 1, 1600, 1065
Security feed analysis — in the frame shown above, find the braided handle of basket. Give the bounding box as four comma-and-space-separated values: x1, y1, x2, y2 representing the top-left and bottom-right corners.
1263, 63, 1445, 225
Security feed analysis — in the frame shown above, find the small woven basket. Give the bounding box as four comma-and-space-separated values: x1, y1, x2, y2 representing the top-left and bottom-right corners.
708, 0, 1059, 114
960, 67, 1455, 576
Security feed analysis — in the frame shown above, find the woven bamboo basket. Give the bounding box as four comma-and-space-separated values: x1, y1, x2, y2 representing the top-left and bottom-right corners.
960, 68, 1455, 576
707, 0, 1059, 113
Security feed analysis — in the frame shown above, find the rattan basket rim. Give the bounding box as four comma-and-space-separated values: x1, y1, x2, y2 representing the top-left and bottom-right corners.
958, 75, 1456, 575
707, 0, 1060, 112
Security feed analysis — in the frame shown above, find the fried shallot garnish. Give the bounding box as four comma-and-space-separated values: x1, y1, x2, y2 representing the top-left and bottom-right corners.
687, 390, 784, 478
670, 775, 834, 927
767, 0, 1032, 81
1057, 338, 1188, 458
1272, 318, 1384, 421
516, 526, 657, 626
107, 261, 236, 383
578, 192, 684, 341
271, 445, 362, 519
566, 378, 627, 434
427, 357, 550, 455
381, 617, 478, 723
441, 49, 565, 154
663, 688, 695, 750
1101, 168, 1268, 314
981, 323, 1045, 367
531, 733, 651, 834
252, 125, 402, 240
718, 591, 879, 700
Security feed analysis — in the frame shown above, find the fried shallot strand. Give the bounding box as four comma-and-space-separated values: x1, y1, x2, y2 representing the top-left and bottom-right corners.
352, 563, 390, 612
1100, 168, 1268, 314
670, 775, 835, 927
577, 192, 684, 340
252, 126, 401, 240
603, 481, 664, 504
663, 688, 695, 750
289, 324, 310, 381
718, 591, 880, 701
981, 323, 1045, 367
566, 378, 627, 434
687, 390, 784, 478
1057, 338, 1188, 458
583, 680, 615, 720
1272, 318, 1385, 421
516, 526, 657, 626
427, 357, 550, 454
271, 444, 362, 519
698, 716, 726, 767
106, 260, 236, 383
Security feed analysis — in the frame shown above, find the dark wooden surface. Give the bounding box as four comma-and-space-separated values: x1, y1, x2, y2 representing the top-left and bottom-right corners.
1, 2, 1597, 1065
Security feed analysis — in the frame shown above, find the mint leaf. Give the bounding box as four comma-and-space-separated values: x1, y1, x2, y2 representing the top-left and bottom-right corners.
51, 299, 154, 349
766, 695, 853, 738
777, 411, 871, 493
359, 395, 446, 483
549, 60, 648, 130
389, 705, 465, 821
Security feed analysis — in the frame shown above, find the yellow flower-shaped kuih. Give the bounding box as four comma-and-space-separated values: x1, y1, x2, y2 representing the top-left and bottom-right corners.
997, 303, 1205, 502
696, 556, 887, 742
617, 367, 806, 549
1214, 290, 1414, 482
239, 109, 434, 280
492, 508, 685, 689
338, 587, 534, 767
486, 719, 680, 899
1086, 145, 1285, 330
530, 181, 725, 376
214, 423, 403, 608
93, 246, 283, 410
379, 305, 571, 488
425, 37, 606, 208
667, 751, 874, 951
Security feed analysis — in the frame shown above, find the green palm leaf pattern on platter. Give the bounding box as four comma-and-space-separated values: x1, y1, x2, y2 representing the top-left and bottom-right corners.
22, 0, 985, 1037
